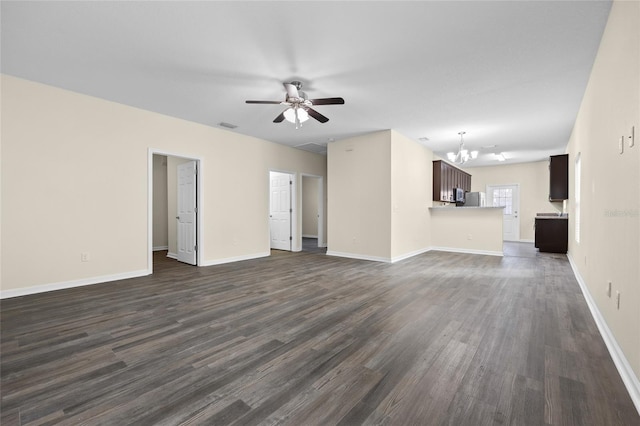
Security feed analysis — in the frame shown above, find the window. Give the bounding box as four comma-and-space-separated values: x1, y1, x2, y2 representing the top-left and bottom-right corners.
492, 187, 513, 214
575, 153, 581, 243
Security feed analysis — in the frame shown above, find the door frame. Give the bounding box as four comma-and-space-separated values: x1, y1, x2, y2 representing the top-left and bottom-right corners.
301, 173, 325, 248
486, 183, 521, 242
268, 169, 299, 252
148, 148, 203, 272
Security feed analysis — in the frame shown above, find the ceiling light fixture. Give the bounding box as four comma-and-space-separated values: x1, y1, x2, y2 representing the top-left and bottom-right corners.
283, 106, 309, 128
447, 131, 478, 164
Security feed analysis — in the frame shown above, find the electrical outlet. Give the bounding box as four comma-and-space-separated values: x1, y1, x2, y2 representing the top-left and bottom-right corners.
81, 252, 90, 262
616, 291, 621, 309
606, 281, 612, 298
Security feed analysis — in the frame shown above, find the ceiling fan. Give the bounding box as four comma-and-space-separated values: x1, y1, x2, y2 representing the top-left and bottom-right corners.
246, 81, 344, 128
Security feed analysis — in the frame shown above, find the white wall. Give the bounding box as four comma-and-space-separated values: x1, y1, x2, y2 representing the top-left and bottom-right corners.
152, 154, 168, 250
302, 176, 319, 238
565, 0, 640, 388
0, 75, 327, 294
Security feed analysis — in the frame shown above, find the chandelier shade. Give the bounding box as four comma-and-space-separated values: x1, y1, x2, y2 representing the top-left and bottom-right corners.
447, 131, 478, 164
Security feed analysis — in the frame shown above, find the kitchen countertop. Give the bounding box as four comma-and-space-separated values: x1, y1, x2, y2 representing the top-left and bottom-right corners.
536, 213, 568, 219
429, 206, 504, 210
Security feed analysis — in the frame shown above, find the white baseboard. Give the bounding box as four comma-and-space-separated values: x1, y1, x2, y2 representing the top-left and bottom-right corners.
302, 234, 318, 239
430, 246, 504, 257
153, 245, 169, 251
567, 254, 640, 415
166, 252, 177, 259
519, 239, 535, 243
0, 269, 151, 299
391, 247, 432, 263
200, 251, 270, 267
326, 250, 392, 263
327, 246, 501, 263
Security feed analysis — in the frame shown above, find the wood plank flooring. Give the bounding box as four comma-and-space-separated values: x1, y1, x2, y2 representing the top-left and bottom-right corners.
1, 246, 638, 425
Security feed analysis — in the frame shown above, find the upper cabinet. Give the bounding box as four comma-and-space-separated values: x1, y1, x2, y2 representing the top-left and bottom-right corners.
549, 154, 569, 201
433, 160, 471, 202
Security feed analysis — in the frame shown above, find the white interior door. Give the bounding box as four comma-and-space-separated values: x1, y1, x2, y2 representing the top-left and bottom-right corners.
487, 184, 520, 241
177, 161, 197, 264
270, 172, 292, 251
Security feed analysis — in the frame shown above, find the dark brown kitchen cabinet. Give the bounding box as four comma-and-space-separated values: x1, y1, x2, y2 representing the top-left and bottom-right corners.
535, 218, 568, 253
433, 160, 471, 202
549, 154, 569, 201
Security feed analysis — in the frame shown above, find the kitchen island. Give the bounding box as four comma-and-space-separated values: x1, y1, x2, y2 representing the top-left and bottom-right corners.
429, 206, 504, 256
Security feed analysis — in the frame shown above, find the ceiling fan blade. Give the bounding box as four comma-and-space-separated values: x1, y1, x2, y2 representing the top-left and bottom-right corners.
273, 111, 287, 123
246, 100, 283, 104
309, 97, 345, 105
306, 108, 329, 123
283, 83, 300, 99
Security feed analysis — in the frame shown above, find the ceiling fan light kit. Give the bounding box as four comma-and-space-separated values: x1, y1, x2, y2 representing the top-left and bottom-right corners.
447, 131, 478, 165
246, 81, 344, 129
283, 107, 309, 124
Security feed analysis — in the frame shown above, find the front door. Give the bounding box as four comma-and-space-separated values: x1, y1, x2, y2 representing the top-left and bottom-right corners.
487, 184, 520, 241
270, 172, 292, 251
177, 161, 197, 265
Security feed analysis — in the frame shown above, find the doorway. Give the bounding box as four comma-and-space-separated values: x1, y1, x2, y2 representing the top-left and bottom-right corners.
486, 184, 520, 241
301, 174, 325, 253
149, 150, 202, 272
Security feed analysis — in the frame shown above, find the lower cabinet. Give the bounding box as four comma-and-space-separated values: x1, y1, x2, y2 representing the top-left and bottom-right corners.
534, 218, 568, 253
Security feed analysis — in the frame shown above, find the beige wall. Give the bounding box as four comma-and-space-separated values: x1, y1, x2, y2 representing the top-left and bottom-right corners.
463, 161, 559, 241
302, 176, 319, 237
390, 130, 432, 259
152, 154, 168, 249
327, 131, 392, 260
565, 0, 640, 381
1, 75, 327, 293
431, 208, 504, 255
328, 130, 433, 261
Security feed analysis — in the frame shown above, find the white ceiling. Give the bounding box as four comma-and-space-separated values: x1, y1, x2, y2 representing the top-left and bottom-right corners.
1, 1, 611, 166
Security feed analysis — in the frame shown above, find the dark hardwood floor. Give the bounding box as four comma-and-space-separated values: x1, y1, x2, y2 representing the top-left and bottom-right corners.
301, 237, 327, 254
1, 245, 638, 425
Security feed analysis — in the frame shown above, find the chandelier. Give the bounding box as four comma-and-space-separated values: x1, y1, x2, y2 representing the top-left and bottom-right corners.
447, 131, 478, 164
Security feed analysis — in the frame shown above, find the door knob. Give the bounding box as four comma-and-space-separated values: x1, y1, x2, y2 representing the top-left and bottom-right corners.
176, 216, 180, 219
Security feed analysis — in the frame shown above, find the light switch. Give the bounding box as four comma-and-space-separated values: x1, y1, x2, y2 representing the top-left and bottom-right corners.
619, 136, 624, 154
